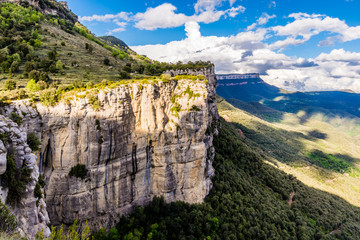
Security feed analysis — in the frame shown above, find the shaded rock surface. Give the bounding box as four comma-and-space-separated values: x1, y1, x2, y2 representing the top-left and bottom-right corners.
0, 114, 50, 238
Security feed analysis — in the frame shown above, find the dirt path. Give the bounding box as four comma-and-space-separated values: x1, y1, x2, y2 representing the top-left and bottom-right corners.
288, 190, 295, 207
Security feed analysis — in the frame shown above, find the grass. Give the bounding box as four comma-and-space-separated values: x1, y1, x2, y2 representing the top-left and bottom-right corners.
307, 150, 352, 173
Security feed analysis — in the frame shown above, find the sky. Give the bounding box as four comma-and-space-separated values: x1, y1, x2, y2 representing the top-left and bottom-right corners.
66, 0, 360, 92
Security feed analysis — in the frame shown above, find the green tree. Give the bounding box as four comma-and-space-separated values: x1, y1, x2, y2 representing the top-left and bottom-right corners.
29, 70, 40, 82
0, 199, 18, 232
27, 132, 41, 151
26, 79, 39, 92
4, 79, 16, 90
56, 60, 63, 70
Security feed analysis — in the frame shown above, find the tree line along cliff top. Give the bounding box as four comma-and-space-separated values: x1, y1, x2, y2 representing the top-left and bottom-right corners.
0, 1, 213, 105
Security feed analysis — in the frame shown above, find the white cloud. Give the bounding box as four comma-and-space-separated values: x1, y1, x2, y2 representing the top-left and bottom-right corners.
80, 7, 360, 93
134, 3, 189, 30
269, 1, 276, 8
269, 13, 360, 49
194, 0, 237, 13
134, 3, 244, 30
79, 12, 130, 22
106, 27, 126, 34
106, 21, 127, 34
132, 22, 360, 93
258, 13, 276, 25
80, 2, 245, 32
247, 12, 276, 31
227, 6, 246, 18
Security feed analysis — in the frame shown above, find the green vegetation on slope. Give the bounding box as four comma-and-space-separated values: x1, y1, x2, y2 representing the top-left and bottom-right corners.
0, 2, 213, 106
217, 97, 360, 207
1, 152, 32, 206
0, 199, 17, 233
308, 150, 352, 173
91, 119, 360, 239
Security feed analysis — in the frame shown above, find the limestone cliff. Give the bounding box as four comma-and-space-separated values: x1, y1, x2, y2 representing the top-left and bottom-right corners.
5, 67, 218, 231
0, 114, 50, 237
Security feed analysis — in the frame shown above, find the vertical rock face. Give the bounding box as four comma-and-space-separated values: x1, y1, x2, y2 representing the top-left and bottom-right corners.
12, 67, 218, 230
0, 113, 50, 238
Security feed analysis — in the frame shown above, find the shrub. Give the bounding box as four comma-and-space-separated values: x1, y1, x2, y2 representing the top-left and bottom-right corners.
61, 41, 66, 46
14, 89, 27, 99
28, 70, 40, 82
0, 199, 18, 232
86, 81, 94, 89
39, 72, 50, 82
85, 43, 93, 53
56, 60, 63, 70
49, 82, 59, 89
3, 80, 16, 90
119, 71, 130, 79
47, 50, 58, 61
48, 63, 57, 73
123, 64, 132, 73
189, 105, 201, 111
34, 182, 42, 199
39, 89, 58, 106
93, 228, 107, 240
1, 153, 32, 206
171, 102, 181, 116
87, 92, 101, 111
69, 164, 88, 179
34, 39, 42, 48
26, 79, 39, 92
42, 221, 91, 240
72, 79, 84, 88
24, 61, 36, 72
27, 132, 41, 151
9, 61, 19, 73
10, 112, 22, 125
95, 119, 101, 131
37, 80, 48, 90
103, 58, 110, 66
38, 174, 46, 188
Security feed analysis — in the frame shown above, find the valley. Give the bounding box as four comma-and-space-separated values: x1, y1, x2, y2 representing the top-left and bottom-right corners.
0, 0, 360, 239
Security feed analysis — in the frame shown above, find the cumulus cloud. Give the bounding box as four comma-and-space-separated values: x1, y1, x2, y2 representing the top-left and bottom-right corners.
132, 22, 360, 92
262, 49, 360, 92
247, 12, 276, 30
106, 21, 127, 34
80, 1, 245, 32
194, 0, 237, 13
269, 13, 360, 49
134, 3, 244, 30
80, 5, 360, 92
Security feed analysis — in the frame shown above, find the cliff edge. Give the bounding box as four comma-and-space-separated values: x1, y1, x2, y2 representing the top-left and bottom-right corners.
3, 67, 218, 232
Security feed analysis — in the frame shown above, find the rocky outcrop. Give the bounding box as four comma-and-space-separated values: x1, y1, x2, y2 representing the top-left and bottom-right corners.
0, 114, 50, 238
7, 67, 218, 231
4, 0, 78, 23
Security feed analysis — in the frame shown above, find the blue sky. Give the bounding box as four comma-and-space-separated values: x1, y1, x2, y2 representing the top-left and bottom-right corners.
66, 0, 360, 92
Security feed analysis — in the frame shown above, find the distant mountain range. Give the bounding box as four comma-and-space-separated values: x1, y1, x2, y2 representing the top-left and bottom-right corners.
216, 73, 360, 120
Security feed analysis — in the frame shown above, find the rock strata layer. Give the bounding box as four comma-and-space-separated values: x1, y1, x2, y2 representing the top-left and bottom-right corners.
7, 67, 218, 230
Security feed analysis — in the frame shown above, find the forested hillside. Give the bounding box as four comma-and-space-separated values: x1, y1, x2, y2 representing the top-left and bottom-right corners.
92, 117, 360, 240
0, 1, 213, 103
